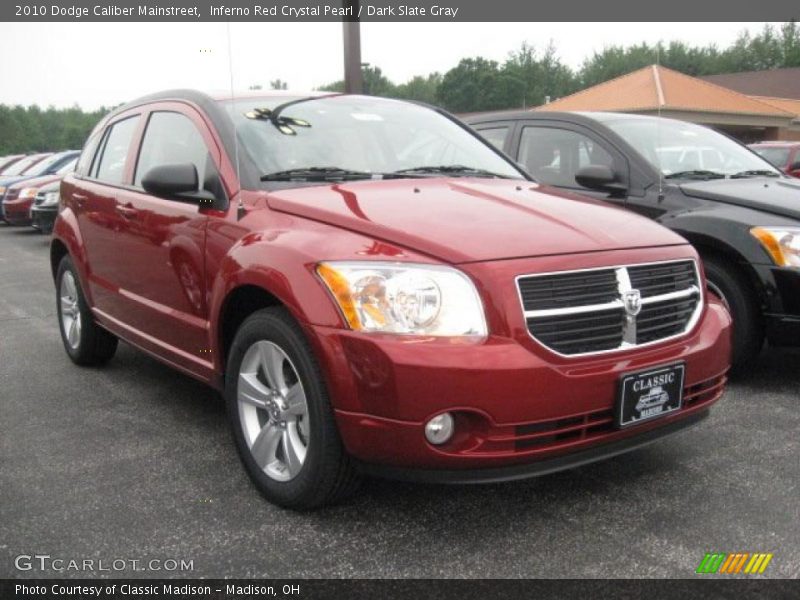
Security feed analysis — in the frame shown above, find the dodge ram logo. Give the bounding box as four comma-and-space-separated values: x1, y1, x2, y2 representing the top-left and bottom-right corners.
623, 289, 642, 317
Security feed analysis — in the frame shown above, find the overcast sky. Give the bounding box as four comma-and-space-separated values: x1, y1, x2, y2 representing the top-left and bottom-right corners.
0, 22, 781, 110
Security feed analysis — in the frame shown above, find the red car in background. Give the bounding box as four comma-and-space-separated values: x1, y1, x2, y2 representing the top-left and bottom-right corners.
749, 142, 800, 178
3, 155, 78, 225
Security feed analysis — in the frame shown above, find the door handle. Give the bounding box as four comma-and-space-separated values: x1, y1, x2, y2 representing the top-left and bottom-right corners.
72, 193, 88, 206
115, 203, 138, 219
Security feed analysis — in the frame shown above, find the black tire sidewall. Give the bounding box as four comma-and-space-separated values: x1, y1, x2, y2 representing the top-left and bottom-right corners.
224, 308, 342, 508
702, 256, 763, 367
56, 256, 91, 362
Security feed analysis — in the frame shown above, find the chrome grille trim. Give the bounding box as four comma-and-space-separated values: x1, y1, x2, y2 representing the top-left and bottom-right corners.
516, 259, 704, 357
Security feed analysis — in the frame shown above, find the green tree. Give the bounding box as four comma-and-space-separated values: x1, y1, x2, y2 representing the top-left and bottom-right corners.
437, 57, 515, 112
393, 73, 442, 104
270, 79, 288, 90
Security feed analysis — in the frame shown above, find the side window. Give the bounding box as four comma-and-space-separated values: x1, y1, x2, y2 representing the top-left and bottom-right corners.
519, 126, 615, 189
76, 132, 102, 176
93, 116, 140, 184
134, 111, 216, 193
478, 126, 510, 151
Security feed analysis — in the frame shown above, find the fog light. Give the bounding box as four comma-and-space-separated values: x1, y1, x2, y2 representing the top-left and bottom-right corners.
424, 412, 454, 445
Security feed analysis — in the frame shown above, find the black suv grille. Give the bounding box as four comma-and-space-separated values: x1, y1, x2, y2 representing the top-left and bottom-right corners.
517, 260, 702, 356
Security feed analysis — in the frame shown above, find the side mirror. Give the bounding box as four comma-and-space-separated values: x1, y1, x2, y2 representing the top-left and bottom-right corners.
141, 163, 222, 209
575, 164, 626, 193
142, 163, 199, 197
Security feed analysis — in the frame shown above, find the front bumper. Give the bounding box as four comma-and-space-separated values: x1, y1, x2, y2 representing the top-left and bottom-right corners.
754, 264, 800, 347
357, 410, 709, 483
31, 205, 57, 232
3, 198, 34, 225
309, 297, 731, 473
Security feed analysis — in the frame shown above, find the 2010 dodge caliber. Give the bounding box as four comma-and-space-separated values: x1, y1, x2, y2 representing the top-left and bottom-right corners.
52, 91, 732, 509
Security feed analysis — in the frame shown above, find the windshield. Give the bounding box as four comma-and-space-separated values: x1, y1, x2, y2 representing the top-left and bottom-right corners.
28, 153, 66, 176
56, 157, 78, 175
223, 95, 523, 182
3, 155, 43, 176
604, 118, 781, 178
752, 146, 791, 169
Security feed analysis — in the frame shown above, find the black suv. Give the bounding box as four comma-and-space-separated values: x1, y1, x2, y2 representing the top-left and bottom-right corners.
467, 111, 800, 368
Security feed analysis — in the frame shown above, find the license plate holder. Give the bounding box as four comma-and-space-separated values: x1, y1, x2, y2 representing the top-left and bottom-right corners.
616, 363, 685, 428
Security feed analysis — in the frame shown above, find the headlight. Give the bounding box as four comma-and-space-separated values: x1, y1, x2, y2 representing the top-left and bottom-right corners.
0, 186, 5, 195
316, 262, 487, 338
41, 191, 60, 206
751, 227, 800, 267
19, 187, 38, 199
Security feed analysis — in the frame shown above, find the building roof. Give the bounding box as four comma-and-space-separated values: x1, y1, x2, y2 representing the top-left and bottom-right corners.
749, 96, 800, 120
701, 68, 800, 101
535, 65, 794, 118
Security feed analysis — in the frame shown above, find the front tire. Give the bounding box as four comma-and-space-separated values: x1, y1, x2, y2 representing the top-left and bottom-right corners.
56, 255, 118, 365
702, 254, 763, 371
225, 307, 359, 509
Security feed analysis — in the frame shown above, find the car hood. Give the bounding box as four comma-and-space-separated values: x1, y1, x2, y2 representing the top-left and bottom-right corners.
266, 178, 686, 263
0, 175, 32, 188
680, 177, 800, 220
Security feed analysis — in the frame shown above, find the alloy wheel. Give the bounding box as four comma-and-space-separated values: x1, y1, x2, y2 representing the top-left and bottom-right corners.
60, 271, 82, 350
237, 341, 310, 482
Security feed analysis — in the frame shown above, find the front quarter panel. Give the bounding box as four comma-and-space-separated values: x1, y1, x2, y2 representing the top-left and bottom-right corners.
206, 201, 437, 373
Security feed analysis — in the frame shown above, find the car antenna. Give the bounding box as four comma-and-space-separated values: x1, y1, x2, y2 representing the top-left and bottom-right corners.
655, 44, 664, 201
226, 22, 246, 221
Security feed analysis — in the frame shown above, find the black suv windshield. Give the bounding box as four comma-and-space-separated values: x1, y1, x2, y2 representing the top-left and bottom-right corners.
222, 95, 523, 182
604, 118, 781, 179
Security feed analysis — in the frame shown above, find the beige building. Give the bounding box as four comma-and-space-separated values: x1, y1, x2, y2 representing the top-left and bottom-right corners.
535, 65, 800, 143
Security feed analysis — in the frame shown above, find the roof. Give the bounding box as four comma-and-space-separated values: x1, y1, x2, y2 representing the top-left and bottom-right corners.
701, 68, 800, 101
749, 141, 800, 147
749, 96, 800, 120
535, 65, 794, 118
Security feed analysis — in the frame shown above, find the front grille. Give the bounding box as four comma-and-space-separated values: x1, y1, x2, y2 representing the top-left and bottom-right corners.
518, 270, 619, 310
628, 261, 697, 297
518, 260, 702, 356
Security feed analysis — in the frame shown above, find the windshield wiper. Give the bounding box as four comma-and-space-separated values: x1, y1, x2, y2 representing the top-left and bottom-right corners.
393, 165, 511, 179
260, 167, 411, 182
731, 169, 781, 178
663, 170, 726, 180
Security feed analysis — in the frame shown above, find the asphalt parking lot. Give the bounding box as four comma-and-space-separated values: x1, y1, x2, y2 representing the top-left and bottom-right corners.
1, 223, 799, 580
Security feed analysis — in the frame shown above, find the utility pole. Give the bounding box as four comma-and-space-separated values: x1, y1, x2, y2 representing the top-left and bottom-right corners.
342, 0, 363, 94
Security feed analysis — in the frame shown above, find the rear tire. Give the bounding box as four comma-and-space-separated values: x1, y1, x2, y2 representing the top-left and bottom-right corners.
702, 254, 763, 371
225, 307, 360, 509
56, 255, 118, 366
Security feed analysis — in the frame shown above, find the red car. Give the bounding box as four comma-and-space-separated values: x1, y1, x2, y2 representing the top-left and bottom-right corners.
749, 142, 800, 178
51, 91, 731, 509
3, 155, 78, 225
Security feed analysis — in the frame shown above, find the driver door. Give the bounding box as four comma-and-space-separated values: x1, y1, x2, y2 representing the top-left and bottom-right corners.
110, 106, 225, 370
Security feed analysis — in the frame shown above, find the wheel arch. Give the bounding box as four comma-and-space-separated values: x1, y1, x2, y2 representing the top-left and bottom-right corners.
217, 284, 285, 375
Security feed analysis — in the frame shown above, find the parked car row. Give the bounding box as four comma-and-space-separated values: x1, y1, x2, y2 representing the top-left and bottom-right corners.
0, 150, 79, 231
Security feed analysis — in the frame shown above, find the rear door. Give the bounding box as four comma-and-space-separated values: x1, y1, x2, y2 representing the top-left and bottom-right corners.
71, 113, 142, 314
109, 104, 224, 363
